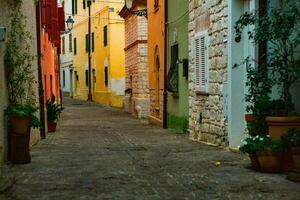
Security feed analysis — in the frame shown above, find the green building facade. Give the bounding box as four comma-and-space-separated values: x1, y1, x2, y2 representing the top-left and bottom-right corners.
166, 0, 189, 132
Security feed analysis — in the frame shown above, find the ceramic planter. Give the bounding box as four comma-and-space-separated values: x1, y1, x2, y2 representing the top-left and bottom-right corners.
9, 115, 30, 134
8, 116, 31, 164
249, 154, 260, 171
257, 150, 282, 173
266, 116, 300, 140
47, 121, 57, 132
287, 147, 300, 182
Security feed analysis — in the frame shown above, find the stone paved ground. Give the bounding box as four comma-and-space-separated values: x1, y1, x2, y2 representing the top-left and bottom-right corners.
1, 97, 300, 200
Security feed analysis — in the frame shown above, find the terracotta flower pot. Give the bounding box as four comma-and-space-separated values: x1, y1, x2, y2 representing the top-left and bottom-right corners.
257, 150, 282, 173
47, 121, 57, 133
9, 115, 30, 134
249, 154, 260, 171
245, 114, 255, 122
287, 147, 300, 182
266, 116, 300, 140
8, 116, 31, 164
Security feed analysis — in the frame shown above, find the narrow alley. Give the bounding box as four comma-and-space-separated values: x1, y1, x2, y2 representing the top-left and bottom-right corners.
1, 97, 299, 200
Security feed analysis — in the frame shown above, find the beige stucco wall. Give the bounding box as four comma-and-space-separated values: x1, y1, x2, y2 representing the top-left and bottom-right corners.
0, 0, 40, 176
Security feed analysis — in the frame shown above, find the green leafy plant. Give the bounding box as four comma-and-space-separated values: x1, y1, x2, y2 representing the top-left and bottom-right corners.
282, 129, 300, 147
3, 0, 40, 129
239, 135, 287, 154
46, 95, 64, 122
235, 0, 300, 113
4, 105, 41, 128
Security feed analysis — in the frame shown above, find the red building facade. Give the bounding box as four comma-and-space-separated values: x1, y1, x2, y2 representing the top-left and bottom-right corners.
39, 0, 65, 102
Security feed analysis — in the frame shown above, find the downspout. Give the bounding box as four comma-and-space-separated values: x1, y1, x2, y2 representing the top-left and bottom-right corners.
163, 0, 168, 128
36, 0, 46, 139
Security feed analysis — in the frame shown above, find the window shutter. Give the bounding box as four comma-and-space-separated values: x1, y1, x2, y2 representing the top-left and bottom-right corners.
74, 37, 77, 55
85, 34, 89, 52
194, 32, 209, 92
92, 32, 94, 52
103, 25, 108, 46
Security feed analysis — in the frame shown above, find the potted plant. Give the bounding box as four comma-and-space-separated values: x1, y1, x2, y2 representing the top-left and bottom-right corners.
239, 136, 261, 170
254, 135, 287, 173
46, 95, 64, 132
235, 0, 300, 140
282, 129, 300, 182
3, 1, 41, 164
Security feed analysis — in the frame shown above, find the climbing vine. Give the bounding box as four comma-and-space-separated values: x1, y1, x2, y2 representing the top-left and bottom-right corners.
4, 0, 36, 106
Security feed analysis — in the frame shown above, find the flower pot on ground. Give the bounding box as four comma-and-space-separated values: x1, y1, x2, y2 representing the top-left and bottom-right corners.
239, 136, 261, 171
282, 129, 300, 182
47, 121, 57, 133
255, 138, 286, 173
257, 150, 283, 173
5, 105, 41, 164
46, 95, 64, 133
266, 116, 300, 140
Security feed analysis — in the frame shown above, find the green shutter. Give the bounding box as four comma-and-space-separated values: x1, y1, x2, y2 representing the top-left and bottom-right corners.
74, 38, 77, 55
85, 34, 89, 52
103, 25, 107, 47
92, 32, 94, 52
104, 67, 108, 86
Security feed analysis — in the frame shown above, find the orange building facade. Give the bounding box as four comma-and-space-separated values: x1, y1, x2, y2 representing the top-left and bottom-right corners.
40, 30, 60, 102
147, 0, 166, 126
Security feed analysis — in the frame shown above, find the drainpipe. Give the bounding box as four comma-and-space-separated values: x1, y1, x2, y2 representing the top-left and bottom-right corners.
163, 0, 168, 129
36, 1, 46, 139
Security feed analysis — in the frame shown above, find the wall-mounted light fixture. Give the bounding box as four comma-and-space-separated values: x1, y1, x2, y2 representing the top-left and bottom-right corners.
0, 27, 7, 42
125, 0, 147, 18
65, 16, 74, 34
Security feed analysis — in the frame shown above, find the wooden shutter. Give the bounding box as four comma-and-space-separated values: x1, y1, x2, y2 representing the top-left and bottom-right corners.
103, 25, 107, 46
92, 32, 94, 52
194, 32, 208, 92
85, 34, 89, 52
74, 37, 77, 55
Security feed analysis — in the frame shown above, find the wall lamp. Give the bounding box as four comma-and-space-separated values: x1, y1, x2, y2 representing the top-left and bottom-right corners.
65, 16, 74, 34
125, 0, 147, 18
0, 27, 7, 42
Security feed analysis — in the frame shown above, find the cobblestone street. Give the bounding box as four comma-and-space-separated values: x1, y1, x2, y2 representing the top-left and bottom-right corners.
1, 97, 300, 200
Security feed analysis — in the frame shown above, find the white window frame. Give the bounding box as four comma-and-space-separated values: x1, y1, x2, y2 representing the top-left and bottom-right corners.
193, 31, 209, 93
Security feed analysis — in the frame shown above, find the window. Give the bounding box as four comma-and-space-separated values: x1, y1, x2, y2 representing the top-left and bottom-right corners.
63, 70, 65, 88
83, 0, 86, 9
85, 34, 89, 52
167, 44, 179, 92
72, 0, 78, 15
104, 66, 108, 87
194, 32, 209, 92
50, 75, 53, 96
69, 33, 72, 52
85, 69, 89, 86
74, 37, 77, 55
62, 36, 65, 54
92, 32, 94, 52
44, 75, 47, 100
103, 25, 107, 47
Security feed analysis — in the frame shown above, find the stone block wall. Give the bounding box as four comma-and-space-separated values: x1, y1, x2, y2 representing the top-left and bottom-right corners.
124, 14, 149, 119
188, 0, 228, 146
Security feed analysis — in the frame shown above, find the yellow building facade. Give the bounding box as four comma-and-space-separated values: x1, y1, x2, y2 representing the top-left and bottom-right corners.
72, 0, 125, 107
